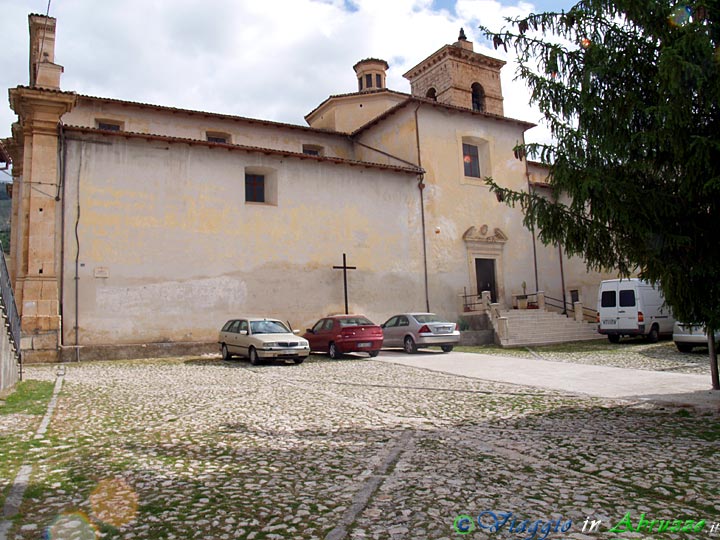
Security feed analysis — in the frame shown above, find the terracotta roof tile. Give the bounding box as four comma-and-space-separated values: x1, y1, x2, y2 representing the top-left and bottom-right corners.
351, 96, 536, 136
62, 125, 422, 175
304, 89, 410, 121
75, 94, 347, 137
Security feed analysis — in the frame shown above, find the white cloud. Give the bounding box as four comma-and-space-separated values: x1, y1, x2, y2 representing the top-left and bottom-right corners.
0, 0, 553, 146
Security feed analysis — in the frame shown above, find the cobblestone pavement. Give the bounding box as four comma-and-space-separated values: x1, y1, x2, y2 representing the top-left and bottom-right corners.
5, 354, 719, 539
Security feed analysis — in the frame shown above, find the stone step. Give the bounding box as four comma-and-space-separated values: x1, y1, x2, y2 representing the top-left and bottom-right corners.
506, 322, 597, 329
507, 327, 597, 334
507, 335, 599, 342
500, 314, 580, 322
508, 327, 600, 336
490, 307, 601, 348
500, 338, 599, 347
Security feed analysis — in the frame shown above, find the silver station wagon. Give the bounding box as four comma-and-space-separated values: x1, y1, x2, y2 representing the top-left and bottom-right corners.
380, 312, 460, 353
218, 318, 310, 365
673, 321, 720, 353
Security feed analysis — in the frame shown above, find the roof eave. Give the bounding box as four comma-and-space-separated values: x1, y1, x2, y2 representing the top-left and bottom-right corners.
304, 89, 410, 123
75, 94, 346, 138
62, 125, 422, 175
351, 96, 535, 137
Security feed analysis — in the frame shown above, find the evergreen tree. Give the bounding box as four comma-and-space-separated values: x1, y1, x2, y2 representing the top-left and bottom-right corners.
481, 0, 720, 388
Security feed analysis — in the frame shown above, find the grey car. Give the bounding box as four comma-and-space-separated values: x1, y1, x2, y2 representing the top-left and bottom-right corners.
381, 313, 460, 353
673, 322, 720, 353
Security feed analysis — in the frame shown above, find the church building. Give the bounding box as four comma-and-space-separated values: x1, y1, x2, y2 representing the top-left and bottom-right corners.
4, 15, 611, 362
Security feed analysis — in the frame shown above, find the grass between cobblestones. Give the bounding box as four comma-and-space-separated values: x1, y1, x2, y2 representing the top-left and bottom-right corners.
3, 358, 719, 539
0, 380, 55, 506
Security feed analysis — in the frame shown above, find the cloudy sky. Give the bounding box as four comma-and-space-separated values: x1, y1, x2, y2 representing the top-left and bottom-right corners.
0, 0, 575, 153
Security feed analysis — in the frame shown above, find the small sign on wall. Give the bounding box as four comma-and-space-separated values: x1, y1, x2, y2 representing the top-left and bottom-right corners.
94, 267, 109, 278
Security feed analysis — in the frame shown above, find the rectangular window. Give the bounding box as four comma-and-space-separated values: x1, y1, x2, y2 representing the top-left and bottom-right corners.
570, 289, 580, 304
601, 291, 616, 308
302, 144, 323, 156
463, 143, 481, 177
206, 132, 230, 144
97, 121, 122, 131
376, 74, 381, 88
365, 74, 372, 88
245, 174, 265, 203
619, 290, 636, 307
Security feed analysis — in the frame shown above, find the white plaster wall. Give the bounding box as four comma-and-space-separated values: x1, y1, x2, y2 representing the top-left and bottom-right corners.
357, 104, 620, 320
60, 135, 423, 346
359, 105, 537, 317
531, 183, 621, 312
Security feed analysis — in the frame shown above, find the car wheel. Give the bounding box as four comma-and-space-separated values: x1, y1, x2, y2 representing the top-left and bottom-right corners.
249, 347, 261, 366
646, 326, 659, 343
608, 334, 620, 344
368, 350, 379, 358
329, 342, 341, 359
676, 342, 693, 353
294, 357, 305, 365
221, 344, 232, 361
403, 336, 417, 354
441, 345, 454, 353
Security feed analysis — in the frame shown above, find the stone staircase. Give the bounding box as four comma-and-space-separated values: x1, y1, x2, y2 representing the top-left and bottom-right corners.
492, 308, 600, 348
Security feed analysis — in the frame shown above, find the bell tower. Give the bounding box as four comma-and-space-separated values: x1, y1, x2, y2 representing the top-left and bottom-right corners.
403, 29, 506, 116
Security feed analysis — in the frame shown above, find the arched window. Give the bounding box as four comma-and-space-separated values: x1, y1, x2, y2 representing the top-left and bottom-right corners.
471, 83, 485, 112
426, 87, 437, 101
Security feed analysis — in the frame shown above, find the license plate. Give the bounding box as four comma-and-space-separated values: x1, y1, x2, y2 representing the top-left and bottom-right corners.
603, 319, 616, 325
439, 326, 452, 333
357, 342, 371, 348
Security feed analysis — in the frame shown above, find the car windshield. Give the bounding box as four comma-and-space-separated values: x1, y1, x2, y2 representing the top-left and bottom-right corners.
413, 314, 444, 323
250, 320, 290, 334
338, 317, 374, 327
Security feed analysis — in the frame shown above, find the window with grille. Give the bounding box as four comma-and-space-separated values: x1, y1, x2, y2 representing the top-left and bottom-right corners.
245, 174, 265, 203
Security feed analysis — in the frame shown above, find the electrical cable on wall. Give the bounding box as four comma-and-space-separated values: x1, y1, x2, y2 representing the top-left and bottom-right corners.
35, 0, 53, 86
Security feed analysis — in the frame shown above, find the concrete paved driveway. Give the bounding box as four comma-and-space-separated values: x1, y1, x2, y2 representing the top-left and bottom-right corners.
378, 349, 719, 409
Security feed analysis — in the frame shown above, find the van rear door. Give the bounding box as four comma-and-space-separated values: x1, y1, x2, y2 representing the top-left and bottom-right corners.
599, 281, 619, 329
617, 285, 639, 331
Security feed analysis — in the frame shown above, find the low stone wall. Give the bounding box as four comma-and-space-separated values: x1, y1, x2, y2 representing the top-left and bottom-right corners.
457, 312, 494, 345
459, 330, 494, 346
57, 341, 218, 363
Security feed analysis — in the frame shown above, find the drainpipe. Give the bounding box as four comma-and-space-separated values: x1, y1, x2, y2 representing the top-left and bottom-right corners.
58, 125, 66, 356
414, 104, 430, 312
558, 244, 567, 315
521, 132, 539, 292
73, 144, 82, 362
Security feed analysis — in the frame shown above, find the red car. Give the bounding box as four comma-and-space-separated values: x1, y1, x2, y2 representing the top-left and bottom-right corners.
303, 315, 384, 359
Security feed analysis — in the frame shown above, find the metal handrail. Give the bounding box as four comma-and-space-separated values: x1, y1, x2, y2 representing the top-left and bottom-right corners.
545, 294, 598, 321
0, 242, 21, 360
461, 290, 485, 311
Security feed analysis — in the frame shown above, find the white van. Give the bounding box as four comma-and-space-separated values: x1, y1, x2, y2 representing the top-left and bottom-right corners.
597, 279, 675, 343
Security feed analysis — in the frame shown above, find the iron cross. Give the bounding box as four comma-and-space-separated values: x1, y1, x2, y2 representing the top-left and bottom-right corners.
332, 253, 357, 315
